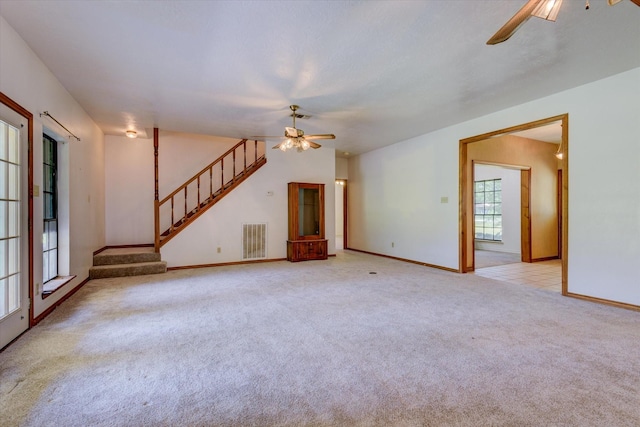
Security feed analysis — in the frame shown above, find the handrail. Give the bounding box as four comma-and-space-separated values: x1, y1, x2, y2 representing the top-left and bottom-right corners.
159, 139, 249, 205
155, 138, 266, 251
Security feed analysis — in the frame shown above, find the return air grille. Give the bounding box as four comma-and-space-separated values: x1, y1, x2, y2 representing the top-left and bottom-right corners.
242, 223, 267, 260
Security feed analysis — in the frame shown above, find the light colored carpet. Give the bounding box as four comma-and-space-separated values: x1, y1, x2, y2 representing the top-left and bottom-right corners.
1, 250, 639, 426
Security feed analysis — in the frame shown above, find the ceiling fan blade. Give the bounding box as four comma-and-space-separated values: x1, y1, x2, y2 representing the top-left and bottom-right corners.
307, 141, 322, 149
487, 0, 545, 45
630, 0, 640, 6
272, 142, 284, 150
304, 134, 336, 140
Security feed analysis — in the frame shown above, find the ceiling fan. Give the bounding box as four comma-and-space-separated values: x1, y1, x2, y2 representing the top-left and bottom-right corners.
253, 105, 335, 152
487, 0, 640, 45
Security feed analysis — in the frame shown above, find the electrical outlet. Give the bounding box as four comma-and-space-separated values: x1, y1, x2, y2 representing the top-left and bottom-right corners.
217, 247, 221, 253
391, 242, 395, 248
441, 196, 448, 204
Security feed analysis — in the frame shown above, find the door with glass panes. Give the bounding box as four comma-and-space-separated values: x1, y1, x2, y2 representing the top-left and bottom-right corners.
0, 103, 29, 349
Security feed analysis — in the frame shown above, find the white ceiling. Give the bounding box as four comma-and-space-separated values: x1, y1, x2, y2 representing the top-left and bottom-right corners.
1, 1, 639, 155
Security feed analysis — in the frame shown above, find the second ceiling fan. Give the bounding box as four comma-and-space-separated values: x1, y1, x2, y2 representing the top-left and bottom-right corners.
253, 105, 335, 152
487, 0, 640, 45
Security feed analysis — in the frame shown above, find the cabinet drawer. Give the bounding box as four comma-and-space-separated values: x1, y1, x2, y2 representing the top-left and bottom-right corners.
287, 240, 328, 262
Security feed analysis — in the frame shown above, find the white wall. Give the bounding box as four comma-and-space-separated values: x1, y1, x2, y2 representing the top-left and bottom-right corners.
0, 16, 105, 318
105, 135, 155, 245
336, 157, 348, 180
349, 67, 640, 306
474, 164, 520, 254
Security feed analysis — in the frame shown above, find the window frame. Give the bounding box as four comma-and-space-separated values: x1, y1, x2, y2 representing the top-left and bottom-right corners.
42, 133, 58, 284
474, 178, 503, 242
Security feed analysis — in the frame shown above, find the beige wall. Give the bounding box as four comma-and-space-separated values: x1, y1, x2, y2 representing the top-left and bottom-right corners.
467, 135, 559, 262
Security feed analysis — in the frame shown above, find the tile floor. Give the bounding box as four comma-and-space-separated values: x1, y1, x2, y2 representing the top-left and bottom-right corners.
474, 259, 562, 293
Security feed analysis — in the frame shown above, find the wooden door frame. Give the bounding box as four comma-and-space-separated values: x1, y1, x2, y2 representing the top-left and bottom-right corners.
460, 114, 568, 295
470, 161, 532, 267
342, 179, 348, 250
0, 92, 34, 326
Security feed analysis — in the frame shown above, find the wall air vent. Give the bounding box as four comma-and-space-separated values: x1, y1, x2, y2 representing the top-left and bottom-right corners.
242, 223, 267, 260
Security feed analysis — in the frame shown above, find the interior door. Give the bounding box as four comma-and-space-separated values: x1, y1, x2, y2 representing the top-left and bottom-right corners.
0, 104, 29, 349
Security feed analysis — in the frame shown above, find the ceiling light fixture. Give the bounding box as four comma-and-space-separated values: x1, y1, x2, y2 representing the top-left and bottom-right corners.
555, 142, 564, 159
125, 130, 137, 139
278, 137, 312, 152
532, 0, 563, 21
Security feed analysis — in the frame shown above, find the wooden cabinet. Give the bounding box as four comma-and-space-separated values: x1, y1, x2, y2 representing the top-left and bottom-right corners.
287, 240, 328, 262
287, 182, 327, 262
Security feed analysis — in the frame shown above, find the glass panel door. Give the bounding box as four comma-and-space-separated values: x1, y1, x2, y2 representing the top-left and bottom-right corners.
0, 105, 29, 349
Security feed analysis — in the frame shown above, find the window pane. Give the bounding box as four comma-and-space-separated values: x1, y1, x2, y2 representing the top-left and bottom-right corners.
43, 137, 51, 164
495, 191, 502, 202
485, 204, 494, 215
8, 126, 19, 164
8, 164, 19, 200
475, 205, 484, 215
7, 202, 20, 237
0, 278, 6, 317
8, 201, 19, 237
8, 238, 19, 275
0, 201, 5, 239
44, 165, 51, 193
495, 205, 502, 214
8, 274, 19, 312
43, 251, 49, 283
44, 194, 53, 219
494, 216, 503, 227
494, 180, 502, 190
475, 182, 484, 192
0, 161, 6, 199
485, 180, 494, 191
475, 192, 484, 203
0, 240, 6, 277
49, 221, 58, 250
49, 249, 58, 279
485, 192, 494, 203
475, 231, 484, 239
0, 123, 6, 161
483, 217, 493, 227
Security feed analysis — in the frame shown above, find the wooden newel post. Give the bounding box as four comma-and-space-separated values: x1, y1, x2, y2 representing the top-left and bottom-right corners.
154, 128, 160, 252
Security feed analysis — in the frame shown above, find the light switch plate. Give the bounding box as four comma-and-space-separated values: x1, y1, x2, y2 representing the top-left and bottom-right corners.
33, 185, 40, 197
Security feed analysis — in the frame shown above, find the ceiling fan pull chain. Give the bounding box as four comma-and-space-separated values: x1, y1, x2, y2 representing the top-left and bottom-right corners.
585, 0, 590, 10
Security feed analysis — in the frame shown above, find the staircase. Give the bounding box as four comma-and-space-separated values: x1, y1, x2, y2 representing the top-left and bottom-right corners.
155, 138, 267, 250
89, 247, 167, 279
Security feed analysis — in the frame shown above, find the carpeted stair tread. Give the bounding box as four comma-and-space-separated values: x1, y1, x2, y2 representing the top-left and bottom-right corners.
89, 261, 167, 279
93, 251, 161, 266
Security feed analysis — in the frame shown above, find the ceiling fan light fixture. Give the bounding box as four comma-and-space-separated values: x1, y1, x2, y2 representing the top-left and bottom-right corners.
125, 130, 137, 138
532, 0, 563, 21
555, 141, 564, 159
608, 0, 623, 5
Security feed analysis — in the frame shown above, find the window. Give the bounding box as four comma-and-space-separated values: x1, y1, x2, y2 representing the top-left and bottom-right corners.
43, 134, 58, 283
474, 179, 502, 241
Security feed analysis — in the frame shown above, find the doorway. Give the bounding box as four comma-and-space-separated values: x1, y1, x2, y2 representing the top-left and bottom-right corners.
460, 114, 568, 295
0, 93, 33, 350
335, 179, 347, 250
473, 162, 532, 269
